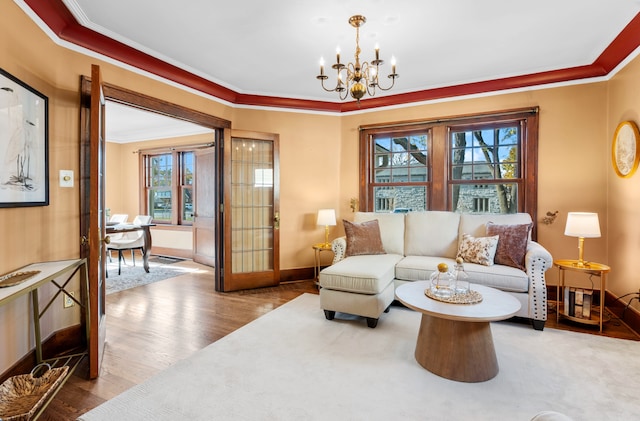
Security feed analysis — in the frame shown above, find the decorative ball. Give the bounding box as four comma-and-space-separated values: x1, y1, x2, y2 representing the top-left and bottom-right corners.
437, 263, 448, 273
456, 257, 464, 264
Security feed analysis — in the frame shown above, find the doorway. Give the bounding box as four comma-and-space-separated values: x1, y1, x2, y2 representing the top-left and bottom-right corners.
104, 100, 216, 262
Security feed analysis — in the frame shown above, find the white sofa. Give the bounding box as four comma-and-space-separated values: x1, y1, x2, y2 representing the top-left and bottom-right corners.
318, 211, 553, 330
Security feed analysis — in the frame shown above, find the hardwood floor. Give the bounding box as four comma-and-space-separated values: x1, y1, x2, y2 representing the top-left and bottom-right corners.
39, 261, 638, 419
40, 261, 318, 420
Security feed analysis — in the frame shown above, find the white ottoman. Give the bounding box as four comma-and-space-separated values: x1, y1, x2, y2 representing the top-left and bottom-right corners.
318, 254, 400, 328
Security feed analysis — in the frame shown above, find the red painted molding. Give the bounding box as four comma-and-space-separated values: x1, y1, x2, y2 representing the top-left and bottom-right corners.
23, 1, 640, 113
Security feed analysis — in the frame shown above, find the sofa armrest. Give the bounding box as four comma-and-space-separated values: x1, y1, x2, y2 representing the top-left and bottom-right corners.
331, 236, 347, 264
524, 241, 553, 326
526, 241, 553, 269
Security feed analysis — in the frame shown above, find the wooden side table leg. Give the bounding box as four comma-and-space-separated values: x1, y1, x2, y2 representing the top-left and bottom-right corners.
414, 314, 498, 382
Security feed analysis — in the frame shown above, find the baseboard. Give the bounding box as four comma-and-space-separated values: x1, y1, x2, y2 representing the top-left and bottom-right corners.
606, 290, 640, 335
151, 246, 193, 259
280, 267, 315, 283
0, 324, 84, 383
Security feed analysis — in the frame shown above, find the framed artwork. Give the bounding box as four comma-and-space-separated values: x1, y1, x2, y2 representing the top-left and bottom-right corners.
0, 68, 49, 207
612, 120, 640, 178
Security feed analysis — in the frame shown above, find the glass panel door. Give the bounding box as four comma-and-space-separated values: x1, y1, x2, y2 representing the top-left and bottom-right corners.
219, 130, 280, 291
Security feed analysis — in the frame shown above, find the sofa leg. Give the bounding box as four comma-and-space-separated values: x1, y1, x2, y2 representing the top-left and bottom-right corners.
384, 305, 391, 313
323, 310, 335, 320
366, 317, 379, 328
532, 319, 545, 331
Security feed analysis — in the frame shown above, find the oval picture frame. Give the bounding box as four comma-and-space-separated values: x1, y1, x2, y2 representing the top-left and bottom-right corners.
612, 120, 640, 178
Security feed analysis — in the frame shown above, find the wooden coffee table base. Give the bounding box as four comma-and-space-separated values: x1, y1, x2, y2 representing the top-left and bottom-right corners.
415, 314, 498, 383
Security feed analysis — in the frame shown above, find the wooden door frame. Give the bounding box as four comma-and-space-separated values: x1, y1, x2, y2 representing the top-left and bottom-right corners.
80, 79, 231, 371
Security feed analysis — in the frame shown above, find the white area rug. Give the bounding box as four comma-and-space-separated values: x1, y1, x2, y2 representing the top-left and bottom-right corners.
78, 293, 640, 420
106, 257, 196, 294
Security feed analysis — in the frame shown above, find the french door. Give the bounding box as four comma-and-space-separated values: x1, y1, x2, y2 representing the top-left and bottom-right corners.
216, 130, 280, 291
79, 64, 107, 379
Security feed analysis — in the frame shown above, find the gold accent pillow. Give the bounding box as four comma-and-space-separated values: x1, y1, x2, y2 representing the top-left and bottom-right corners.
344, 219, 386, 257
457, 233, 499, 266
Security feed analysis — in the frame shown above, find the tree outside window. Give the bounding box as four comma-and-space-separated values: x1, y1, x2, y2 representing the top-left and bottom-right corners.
143, 149, 197, 225
359, 108, 538, 221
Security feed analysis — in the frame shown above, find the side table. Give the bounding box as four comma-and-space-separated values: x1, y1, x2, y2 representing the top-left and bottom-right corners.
554, 259, 610, 332
313, 243, 333, 283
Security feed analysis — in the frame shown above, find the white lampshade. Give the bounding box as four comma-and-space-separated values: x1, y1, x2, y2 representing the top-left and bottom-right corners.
317, 209, 336, 226
564, 212, 601, 238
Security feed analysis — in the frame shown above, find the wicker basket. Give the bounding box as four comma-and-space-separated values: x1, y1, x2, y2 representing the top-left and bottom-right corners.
0, 363, 69, 421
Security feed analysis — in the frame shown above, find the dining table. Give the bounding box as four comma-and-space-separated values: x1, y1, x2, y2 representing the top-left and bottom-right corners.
106, 223, 155, 272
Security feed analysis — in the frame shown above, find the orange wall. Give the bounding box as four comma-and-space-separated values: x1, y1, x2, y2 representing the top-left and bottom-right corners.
2, 0, 640, 372
608, 56, 640, 310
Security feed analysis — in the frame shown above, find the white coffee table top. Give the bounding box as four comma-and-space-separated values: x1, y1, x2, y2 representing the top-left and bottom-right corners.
395, 281, 521, 322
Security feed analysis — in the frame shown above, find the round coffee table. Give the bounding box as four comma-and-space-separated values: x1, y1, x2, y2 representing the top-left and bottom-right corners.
395, 281, 521, 382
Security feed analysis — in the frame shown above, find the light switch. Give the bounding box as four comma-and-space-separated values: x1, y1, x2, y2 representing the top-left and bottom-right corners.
60, 170, 74, 188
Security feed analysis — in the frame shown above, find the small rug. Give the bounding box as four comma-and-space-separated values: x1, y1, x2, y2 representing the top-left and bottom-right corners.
106, 258, 193, 295
78, 293, 640, 420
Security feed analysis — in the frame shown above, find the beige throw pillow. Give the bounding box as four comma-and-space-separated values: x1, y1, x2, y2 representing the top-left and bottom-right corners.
457, 233, 499, 266
344, 219, 386, 257
486, 222, 532, 270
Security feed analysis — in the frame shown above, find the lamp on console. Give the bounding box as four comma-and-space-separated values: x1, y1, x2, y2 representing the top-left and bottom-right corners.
316, 209, 337, 248
564, 212, 601, 267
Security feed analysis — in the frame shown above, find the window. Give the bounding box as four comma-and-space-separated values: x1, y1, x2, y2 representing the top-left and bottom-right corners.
449, 124, 521, 214
359, 108, 538, 219
371, 131, 429, 212
143, 149, 196, 225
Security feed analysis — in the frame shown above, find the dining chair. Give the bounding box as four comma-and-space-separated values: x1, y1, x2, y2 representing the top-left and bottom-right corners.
108, 214, 128, 224
106, 214, 128, 263
107, 215, 152, 275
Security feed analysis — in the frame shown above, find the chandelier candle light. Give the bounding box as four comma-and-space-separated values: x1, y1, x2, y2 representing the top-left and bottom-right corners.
317, 15, 398, 103
316, 209, 337, 248
564, 212, 601, 267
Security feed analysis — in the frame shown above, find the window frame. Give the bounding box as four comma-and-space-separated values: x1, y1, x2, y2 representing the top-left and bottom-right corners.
140, 145, 199, 226
359, 107, 539, 237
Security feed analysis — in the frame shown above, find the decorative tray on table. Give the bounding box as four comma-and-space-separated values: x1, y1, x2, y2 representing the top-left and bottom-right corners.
0, 271, 40, 288
424, 288, 483, 304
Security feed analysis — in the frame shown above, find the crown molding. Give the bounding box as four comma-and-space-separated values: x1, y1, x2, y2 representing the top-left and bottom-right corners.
22, 0, 640, 113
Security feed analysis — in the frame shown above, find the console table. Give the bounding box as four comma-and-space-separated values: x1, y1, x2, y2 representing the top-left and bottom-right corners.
0, 259, 90, 418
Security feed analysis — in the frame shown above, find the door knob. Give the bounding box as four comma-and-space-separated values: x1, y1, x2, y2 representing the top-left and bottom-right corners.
274, 211, 280, 229
102, 236, 111, 245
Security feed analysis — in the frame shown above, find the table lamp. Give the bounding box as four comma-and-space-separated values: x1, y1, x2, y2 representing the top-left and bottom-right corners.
316, 209, 336, 248
564, 212, 601, 267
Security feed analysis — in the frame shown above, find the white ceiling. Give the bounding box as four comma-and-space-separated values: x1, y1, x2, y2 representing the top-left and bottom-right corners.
62, 0, 640, 141
63, 0, 640, 102
105, 101, 213, 143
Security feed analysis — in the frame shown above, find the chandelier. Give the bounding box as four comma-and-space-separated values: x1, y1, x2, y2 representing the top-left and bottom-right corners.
316, 15, 398, 102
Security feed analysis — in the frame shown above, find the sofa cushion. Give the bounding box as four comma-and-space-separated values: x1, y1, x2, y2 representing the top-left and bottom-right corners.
395, 256, 529, 293
404, 211, 461, 258
354, 212, 405, 256
457, 233, 499, 266
319, 254, 403, 294
343, 219, 386, 257
459, 213, 533, 239
486, 222, 532, 270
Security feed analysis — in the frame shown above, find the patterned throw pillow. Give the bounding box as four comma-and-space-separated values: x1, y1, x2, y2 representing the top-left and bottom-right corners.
486, 222, 532, 270
344, 219, 386, 257
457, 233, 500, 266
